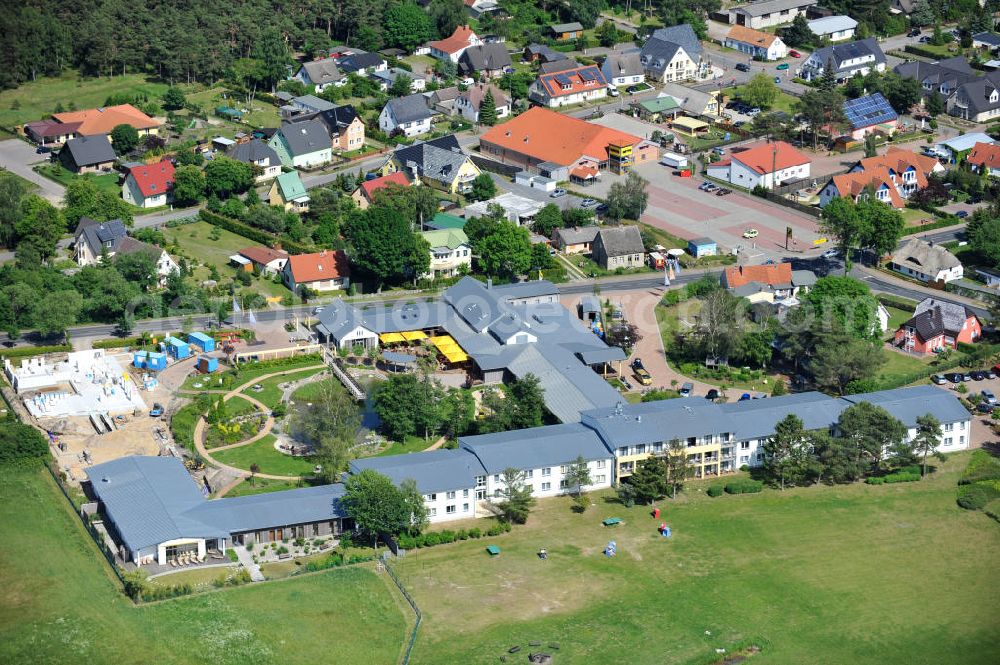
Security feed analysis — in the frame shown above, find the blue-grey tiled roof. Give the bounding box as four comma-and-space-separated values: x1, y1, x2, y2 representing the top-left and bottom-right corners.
460, 423, 611, 473
349, 449, 485, 493
839, 385, 969, 427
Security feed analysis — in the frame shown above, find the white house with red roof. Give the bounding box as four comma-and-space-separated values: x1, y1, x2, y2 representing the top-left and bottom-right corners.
122, 160, 175, 209
282, 250, 351, 293
528, 64, 609, 108
818, 148, 943, 208
351, 171, 410, 210
429, 26, 482, 63
706, 141, 811, 189
966, 141, 1000, 177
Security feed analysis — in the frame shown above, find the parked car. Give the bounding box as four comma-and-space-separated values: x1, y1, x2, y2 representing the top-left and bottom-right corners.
716, 188, 732, 196
705, 388, 720, 400
679, 382, 694, 397
580, 198, 598, 208
743, 228, 759, 238
735, 63, 750, 72
595, 203, 609, 216
931, 374, 947, 385
977, 402, 995, 414
698, 181, 714, 191
312, 306, 324, 315
550, 188, 567, 198
631, 357, 645, 372
634, 368, 653, 386
908, 28, 922, 37
822, 249, 841, 259
987, 368, 998, 379
981, 389, 997, 405
712, 147, 726, 155
945, 372, 964, 383
963, 372, 973, 382
789, 50, 802, 58
919, 36, 931, 43
149, 403, 164, 417
956, 210, 969, 219
738, 393, 752, 401
970, 370, 987, 381
35, 146, 51, 154
776, 63, 789, 70
607, 86, 620, 97
747, 107, 761, 117
701, 182, 718, 192
626, 85, 640, 94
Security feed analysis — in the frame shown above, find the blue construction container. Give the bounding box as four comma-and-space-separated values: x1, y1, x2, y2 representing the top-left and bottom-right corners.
165, 336, 191, 359
133, 351, 168, 371
198, 356, 219, 373
188, 331, 216, 352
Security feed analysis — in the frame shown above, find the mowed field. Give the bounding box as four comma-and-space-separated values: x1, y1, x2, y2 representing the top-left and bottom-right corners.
0, 466, 408, 665
1, 451, 998, 665
398, 451, 1000, 665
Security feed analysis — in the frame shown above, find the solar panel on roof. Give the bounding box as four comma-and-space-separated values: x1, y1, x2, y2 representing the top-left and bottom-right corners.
844, 93, 896, 129
554, 73, 571, 84
579, 69, 595, 81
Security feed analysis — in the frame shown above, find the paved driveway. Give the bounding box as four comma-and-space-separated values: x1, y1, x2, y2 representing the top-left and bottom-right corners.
631, 160, 822, 259
0, 139, 65, 204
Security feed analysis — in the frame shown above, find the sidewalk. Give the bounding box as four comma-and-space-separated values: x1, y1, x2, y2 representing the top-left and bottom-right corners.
234, 546, 265, 582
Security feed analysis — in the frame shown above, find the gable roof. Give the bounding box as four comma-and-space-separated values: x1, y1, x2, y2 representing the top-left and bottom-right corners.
539, 58, 582, 74
658, 83, 716, 115
127, 160, 175, 198
843, 92, 898, 129
972, 31, 1000, 47
953, 75, 1000, 115
829, 167, 905, 208
310, 105, 361, 135
75, 217, 127, 255
226, 138, 280, 165
53, 104, 160, 135
238, 246, 288, 266
966, 141, 1000, 169
63, 134, 116, 167
596, 225, 644, 257
893, 57, 976, 90
389, 135, 472, 183
460, 423, 610, 474
555, 226, 600, 245
291, 94, 336, 112
385, 94, 435, 125
533, 64, 608, 99
349, 449, 485, 494
892, 239, 961, 276
274, 171, 307, 201
809, 38, 885, 75
649, 24, 702, 59
278, 118, 330, 156
550, 22, 584, 33
601, 48, 644, 80
724, 263, 794, 289
115, 236, 165, 259
300, 58, 343, 85
479, 107, 643, 166
286, 250, 350, 283
938, 131, 996, 153
458, 83, 509, 111
24, 118, 82, 138
727, 25, 782, 49
734, 0, 817, 16
839, 385, 970, 428
360, 171, 411, 199
855, 147, 939, 186
430, 25, 479, 54
730, 141, 810, 174
421, 228, 469, 250
525, 44, 567, 62
901, 297, 979, 341
458, 43, 512, 73
336, 52, 385, 73
807, 15, 857, 35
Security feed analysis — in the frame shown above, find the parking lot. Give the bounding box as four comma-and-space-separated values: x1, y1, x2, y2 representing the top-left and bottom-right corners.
0, 138, 66, 204
930, 369, 1000, 448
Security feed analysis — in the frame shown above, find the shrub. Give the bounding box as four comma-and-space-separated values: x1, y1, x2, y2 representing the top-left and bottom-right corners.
724, 479, 764, 495
707, 485, 724, 497
0, 421, 50, 466
468, 527, 482, 539
884, 473, 920, 483
397, 533, 416, 549
957, 484, 991, 510
422, 532, 441, 547
438, 530, 455, 544
456, 529, 468, 540
866, 477, 885, 485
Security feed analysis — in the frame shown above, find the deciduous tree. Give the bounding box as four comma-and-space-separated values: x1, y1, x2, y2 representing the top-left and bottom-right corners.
837, 401, 908, 477
171, 165, 205, 206
496, 467, 535, 524
343, 469, 412, 545
383, 2, 432, 52
110, 123, 140, 155
741, 73, 779, 110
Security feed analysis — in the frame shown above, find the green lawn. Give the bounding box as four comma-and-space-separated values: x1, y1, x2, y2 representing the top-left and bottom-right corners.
289, 378, 335, 404
212, 434, 318, 477
223, 476, 306, 498
0, 465, 408, 665
244, 367, 328, 410
884, 307, 915, 339
398, 452, 1000, 664
35, 163, 122, 198
0, 71, 178, 129
373, 434, 435, 458
184, 87, 281, 129
875, 348, 933, 385
729, 85, 799, 115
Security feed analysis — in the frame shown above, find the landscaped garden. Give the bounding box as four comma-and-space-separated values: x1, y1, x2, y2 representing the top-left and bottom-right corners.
203, 395, 266, 449
212, 434, 318, 477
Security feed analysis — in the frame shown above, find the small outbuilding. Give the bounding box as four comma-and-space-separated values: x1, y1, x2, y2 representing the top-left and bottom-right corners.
133, 351, 168, 371
687, 237, 717, 258
197, 356, 219, 373
188, 332, 216, 352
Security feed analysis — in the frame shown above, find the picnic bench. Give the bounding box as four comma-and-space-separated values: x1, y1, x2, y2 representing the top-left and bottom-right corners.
602, 517, 623, 527
485, 545, 501, 556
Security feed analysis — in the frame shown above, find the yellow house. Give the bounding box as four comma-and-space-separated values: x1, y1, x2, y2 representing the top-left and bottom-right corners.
376, 135, 481, 195
268, 171, 310, 213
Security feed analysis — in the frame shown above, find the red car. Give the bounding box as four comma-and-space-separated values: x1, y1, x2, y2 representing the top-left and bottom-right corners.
789, 50, 802, 58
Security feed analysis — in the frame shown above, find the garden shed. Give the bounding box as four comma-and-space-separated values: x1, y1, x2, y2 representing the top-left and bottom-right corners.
687, 237, 717, 258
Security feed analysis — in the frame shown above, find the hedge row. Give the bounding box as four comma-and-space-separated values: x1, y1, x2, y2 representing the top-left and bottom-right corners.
957, 483, 1000, 510
959, 450, 1000, 485
707, 485, 724, 497
876, 294, 917, 311
199, 209, 315, 255
396, 521, 512, 550
724, 479, 763, 495
866, 472, 920, 485
0, 344, 72, 359
300, 552, 376, 573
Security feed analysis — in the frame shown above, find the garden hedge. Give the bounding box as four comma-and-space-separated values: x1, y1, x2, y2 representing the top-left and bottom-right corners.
707, 485, 724, 498
199, 209, 315, 255
724, 479, 763, 495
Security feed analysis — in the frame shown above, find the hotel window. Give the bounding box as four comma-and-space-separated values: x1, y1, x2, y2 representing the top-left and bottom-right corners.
959, 436, 965, 444
741, 441, 750, 450
944, 423, 954, 432
618, 446, 628, 455
740, 455, 749, 464
463, 489, 469, 498
959, 421, 966, 430
560, 465, 568, 474
542, 467, 551, 477
635, 444, 646, 454
524, 469, 533, 478
494, 474, 500, 482
944, 437, 953, 445
476, 476, 486, 487
541, 482, 551, 491
426, 493, 437, 502
595, 475, 606, 484
463, 503, 469, 512
494, 489, 501, 498
446, 505, 456, 514
596, 460, 606, 469
446, 491, 456, 500
429, 508, 437, 517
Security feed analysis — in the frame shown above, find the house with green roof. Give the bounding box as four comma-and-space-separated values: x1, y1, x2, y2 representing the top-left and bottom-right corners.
426, 212, 467, 230
419, 228, 471, 279
634, 96, 681, 122
268, 171, 310, 213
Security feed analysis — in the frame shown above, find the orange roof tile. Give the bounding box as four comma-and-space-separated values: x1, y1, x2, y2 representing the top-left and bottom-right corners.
430, 25, 478, 55
53, 104, 160, 136
726, 25, 781, 49
127, 160, 174, 198
724, 263, 793, 289
535, 64, 608, 99
731, 141, 810, 174
239, 246, 289, 266
855, 147, 938, 189
479, 107, 644, 167
966, 142, 1000, 169
286, 250, 349, 283
830, 167, 905, 208
360, 171, 410, 199
571, 165, 599, 179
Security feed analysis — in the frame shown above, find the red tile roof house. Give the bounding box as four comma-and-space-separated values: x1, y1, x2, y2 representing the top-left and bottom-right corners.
122, 160, 175, 209
282, 250, 351, 294
527, 64, 610, 108
351, 171, 410, 210
966, 141, 1000, 177
23, 119, 82, 146
706, 141, 810, 190
819, 148, 943, 208
893, 297, 982, 354
429, 25, 483, 63
237, 246, 289, 275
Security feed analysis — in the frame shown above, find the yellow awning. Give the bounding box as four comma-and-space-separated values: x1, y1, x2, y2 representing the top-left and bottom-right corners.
672, 116, 709, 132
380, 333, 405, 343
443, 349, 468, 363
401, 330, 427, 341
